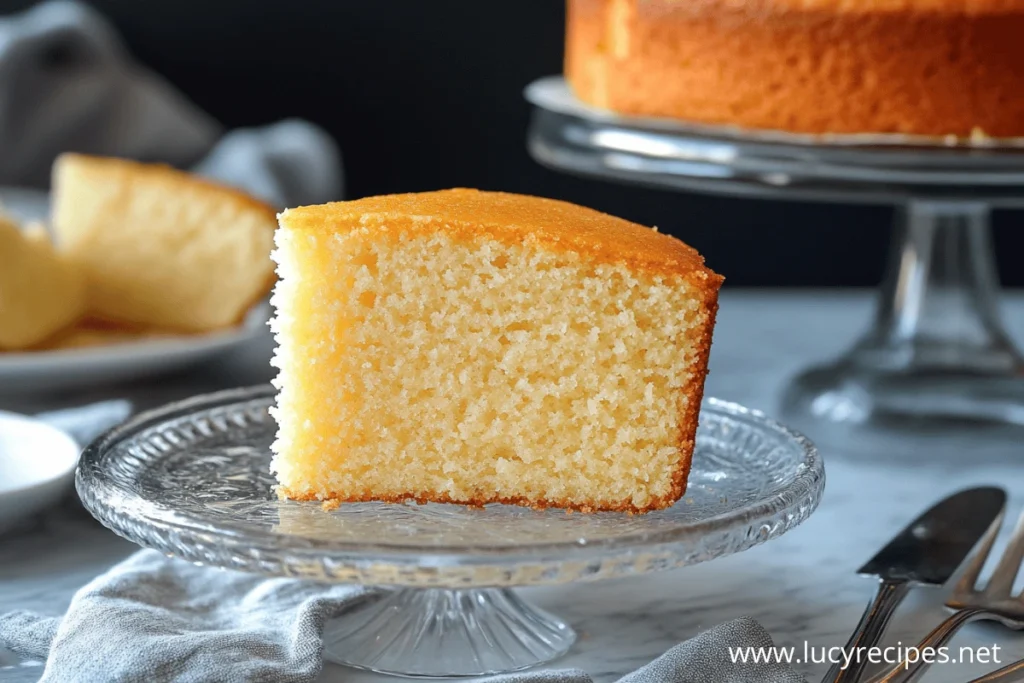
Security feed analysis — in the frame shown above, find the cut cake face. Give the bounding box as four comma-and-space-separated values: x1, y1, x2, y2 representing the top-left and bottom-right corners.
270, 189, 721, 512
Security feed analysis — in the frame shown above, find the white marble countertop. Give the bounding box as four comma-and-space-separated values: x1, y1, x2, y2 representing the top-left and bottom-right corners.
4, 289, 1024, 682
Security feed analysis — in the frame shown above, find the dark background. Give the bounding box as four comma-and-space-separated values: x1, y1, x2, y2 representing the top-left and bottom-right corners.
4, 0, 1022, 287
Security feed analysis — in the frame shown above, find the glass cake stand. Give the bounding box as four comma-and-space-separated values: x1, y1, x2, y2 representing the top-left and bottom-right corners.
76, 385, 823, 678
526, 76, 1024, 446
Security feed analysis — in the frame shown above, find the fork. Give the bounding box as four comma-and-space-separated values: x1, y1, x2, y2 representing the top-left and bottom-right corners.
867, 505, 1024, 683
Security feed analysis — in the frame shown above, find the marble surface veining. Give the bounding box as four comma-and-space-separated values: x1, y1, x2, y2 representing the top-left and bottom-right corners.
3, 290, 1024, 682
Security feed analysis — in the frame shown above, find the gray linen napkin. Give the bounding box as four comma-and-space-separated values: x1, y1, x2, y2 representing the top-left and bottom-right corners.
0, 399, 131, 679
0, 549, 806, 683
0, 0, 342, 207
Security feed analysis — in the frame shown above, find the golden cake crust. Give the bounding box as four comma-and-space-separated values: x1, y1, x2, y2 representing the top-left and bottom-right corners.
566, 0, 1024, 136
667, 0, 1024, 12
56, 154, 278, 216
281, 188, 721, 287
280, 487, 681, 514
275, 189, 722, 513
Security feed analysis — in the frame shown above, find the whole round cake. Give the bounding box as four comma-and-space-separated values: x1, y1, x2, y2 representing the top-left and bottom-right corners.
565, 0, 1024, 137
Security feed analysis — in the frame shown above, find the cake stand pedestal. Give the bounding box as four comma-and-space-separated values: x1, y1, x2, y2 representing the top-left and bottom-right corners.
526, 77, 1024, 448
76, 386, 822, 678
789, 201, 1024, 427
321, 588, 573, 676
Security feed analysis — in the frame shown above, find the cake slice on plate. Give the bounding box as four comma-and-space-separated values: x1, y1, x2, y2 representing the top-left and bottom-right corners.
51, 154, 277, 332
270, 189, 722, 512
0, 216, 85, 350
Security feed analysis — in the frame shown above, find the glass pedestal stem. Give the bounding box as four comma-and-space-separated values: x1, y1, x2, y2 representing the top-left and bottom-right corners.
782, 201, 1024, 431
321, 587, 575, 678
862, 201, 1022, 372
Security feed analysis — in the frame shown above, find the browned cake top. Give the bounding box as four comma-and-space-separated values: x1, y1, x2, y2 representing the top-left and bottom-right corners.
656, 0, 1023, 14
280, 188, 722, 285
56, 153, 279, 218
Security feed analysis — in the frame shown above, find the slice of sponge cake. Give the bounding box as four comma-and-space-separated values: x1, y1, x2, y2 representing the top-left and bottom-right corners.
0, 216, 85, 350
270, 189, 722, 512
51, 154, 277, 332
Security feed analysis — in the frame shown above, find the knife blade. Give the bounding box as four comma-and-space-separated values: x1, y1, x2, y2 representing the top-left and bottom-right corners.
822, 486, 1007, 683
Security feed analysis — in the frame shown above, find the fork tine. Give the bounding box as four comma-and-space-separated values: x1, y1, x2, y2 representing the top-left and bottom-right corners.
985, 507, 1024, 598
951, 507, 1005, 602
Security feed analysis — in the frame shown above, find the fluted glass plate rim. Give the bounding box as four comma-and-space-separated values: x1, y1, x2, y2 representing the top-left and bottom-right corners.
76, 385, 824, 584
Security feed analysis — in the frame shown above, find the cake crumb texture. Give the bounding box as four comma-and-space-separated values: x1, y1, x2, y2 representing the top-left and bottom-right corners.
51, 154, 278, 332
271, 189, 721, 513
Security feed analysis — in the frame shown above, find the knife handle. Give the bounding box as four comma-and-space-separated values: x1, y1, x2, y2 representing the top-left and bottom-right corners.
822, 578, 911, 683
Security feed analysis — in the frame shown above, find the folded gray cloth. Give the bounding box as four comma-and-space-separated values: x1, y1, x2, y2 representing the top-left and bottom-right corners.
0, 549, 806, 683
0, 0, 342, 207
0, 399, 133, 678
0, 551, 376, 683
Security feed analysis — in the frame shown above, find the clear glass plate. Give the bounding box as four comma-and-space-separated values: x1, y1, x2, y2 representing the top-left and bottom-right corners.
76, 384, 824, 677
525, 76, 1024, 205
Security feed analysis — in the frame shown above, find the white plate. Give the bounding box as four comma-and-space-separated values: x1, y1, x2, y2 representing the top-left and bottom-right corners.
0, 410, 79, 535
0, 304, 271, 393
0, 186, 272, 393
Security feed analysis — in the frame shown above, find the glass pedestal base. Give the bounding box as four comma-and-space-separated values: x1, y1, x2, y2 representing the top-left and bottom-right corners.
784, 363, 1024, 427
322, 588, 575, 678
780, 201, 1024, 453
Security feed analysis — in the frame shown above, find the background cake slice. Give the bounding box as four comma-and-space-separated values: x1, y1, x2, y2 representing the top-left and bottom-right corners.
51, 154, 278, 332
0, 215, 86, 350
271, 189, 722, 512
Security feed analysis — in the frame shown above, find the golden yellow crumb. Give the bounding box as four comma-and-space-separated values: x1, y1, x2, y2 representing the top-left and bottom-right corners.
270, 189, 721, 513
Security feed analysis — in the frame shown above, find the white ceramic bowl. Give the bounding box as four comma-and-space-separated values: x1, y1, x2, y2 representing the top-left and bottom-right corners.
0, 410, 80, 534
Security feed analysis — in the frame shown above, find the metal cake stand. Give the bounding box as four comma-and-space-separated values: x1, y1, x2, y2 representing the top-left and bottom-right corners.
526, 76, 1024, 449
76, 385, 823, 678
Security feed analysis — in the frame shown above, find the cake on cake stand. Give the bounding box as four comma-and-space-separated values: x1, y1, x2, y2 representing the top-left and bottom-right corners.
76, 385, 823, 678
526, 77, 1024, 451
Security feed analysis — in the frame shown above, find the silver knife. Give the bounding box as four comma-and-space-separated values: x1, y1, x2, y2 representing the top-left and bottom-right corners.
823, 486, 1007, 683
